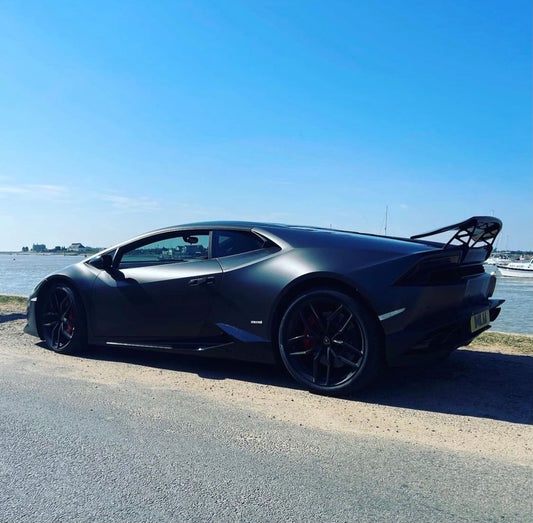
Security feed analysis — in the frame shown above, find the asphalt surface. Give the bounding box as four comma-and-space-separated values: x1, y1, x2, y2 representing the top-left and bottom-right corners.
1, 344, 532, 523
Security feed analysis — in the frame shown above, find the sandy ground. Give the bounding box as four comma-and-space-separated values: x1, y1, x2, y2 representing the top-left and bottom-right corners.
1, 301, 532, 466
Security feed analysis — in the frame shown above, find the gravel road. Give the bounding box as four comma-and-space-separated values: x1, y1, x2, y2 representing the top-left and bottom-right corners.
1, 302, 532, 522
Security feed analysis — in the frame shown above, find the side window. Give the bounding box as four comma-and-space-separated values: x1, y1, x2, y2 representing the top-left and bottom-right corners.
119, 232, 209, 268
212, 230, 266, 258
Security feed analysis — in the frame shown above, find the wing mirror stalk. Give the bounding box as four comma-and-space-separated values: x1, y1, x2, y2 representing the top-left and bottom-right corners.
91, 254, 113, 272
91, 253, 114, 271
91, 254, 126, 281
101, 254, 114, 271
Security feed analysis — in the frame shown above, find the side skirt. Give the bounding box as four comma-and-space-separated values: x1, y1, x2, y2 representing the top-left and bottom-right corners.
104, 340, 234, 352
98, 339, 277, 365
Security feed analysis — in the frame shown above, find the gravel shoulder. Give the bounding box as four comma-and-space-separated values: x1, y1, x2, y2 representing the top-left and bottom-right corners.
1, 299, 532, 466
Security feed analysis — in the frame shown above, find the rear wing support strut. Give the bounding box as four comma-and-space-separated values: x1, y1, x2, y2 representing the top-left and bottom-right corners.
411, 216, 503, 260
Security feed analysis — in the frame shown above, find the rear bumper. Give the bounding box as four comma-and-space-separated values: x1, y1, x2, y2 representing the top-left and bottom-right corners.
385, 298, 503, 366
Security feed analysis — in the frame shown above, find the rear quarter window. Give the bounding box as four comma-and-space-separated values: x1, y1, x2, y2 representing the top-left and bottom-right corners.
213, 230, 266, 258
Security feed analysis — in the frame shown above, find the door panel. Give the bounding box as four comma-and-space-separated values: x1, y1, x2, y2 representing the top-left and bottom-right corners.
90, 259, 222, 340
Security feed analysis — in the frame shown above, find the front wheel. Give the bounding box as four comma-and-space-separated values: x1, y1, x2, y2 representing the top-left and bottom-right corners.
278, 289, 382, 395
39, 283, 86, 354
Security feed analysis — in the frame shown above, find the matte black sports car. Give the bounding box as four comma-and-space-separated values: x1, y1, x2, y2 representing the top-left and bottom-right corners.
25, 216, 503, 394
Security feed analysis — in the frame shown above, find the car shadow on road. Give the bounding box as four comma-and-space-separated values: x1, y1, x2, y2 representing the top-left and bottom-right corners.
358, 349, 533, 425
72, 344, 533, 425
0, 313, 26, 324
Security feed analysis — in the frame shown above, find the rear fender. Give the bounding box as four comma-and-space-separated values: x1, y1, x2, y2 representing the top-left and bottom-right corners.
268, 272, 381, 346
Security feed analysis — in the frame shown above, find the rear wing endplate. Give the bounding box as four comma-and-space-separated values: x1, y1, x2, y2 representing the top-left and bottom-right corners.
411, 216, 502, 261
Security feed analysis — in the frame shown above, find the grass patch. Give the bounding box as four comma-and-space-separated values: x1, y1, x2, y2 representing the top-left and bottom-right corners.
476, 331, 533, 354
0, 294, 27, 314
0, 294, 27, 306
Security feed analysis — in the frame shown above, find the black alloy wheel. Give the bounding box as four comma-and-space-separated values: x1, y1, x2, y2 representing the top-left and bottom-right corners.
40, 283, 86, 354
278, 289, 382, 394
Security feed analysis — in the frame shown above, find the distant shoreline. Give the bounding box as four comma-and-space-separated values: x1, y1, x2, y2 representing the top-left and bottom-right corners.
0, 252, 92, 256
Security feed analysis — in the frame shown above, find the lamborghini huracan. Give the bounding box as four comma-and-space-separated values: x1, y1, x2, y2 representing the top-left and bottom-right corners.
25, 216, 504, 394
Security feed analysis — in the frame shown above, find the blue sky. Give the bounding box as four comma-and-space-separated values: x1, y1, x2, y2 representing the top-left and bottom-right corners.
1, 1, 531, 250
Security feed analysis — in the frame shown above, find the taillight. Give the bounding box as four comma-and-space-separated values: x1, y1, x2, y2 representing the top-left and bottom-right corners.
396, 253, 483, 285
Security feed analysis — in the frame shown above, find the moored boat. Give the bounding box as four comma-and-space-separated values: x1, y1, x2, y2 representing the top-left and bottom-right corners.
486, 254, 513, 266
497, 260, 533, 278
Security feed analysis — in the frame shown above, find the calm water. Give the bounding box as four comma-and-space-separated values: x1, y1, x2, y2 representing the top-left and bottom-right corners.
0, 253, 87, 296
0, 254, 531, 334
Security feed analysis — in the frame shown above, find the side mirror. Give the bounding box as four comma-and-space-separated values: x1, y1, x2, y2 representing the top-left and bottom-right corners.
91, 254, 113, 271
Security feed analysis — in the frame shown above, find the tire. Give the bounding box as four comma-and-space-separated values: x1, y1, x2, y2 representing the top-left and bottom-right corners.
39, 282, 87, 354
278, 289, 382, 395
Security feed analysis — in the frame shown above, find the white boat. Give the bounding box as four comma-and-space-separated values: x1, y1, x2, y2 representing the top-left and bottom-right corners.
497, 260, 533, 278
485, 254, 513, 266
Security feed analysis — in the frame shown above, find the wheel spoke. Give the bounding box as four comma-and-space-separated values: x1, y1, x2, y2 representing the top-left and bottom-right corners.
53, 291, 61, 313
325, 346, 331, 385
312, 350, 322, 383
42, 312, 59, 324
56, 322, 64, 348
332, 313, 353, 339
331, 349, 360, 368
58, 324, 65, 347
326, 305, 344, 331
288, 348, 315, 356
287, 334, 318, 344
50, 322, 60, 349
336, 340, 363, 355
59, 295, 72, 315
309, 304, 325, 332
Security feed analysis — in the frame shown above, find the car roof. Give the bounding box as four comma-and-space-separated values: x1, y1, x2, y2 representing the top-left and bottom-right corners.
174, 221, 439, 253
178, 220, 291, 229
135, 220, 361, 247
148, 220, 414, 243
176, 220, 362, 233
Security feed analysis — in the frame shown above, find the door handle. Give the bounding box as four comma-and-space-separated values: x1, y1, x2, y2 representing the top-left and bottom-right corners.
188, 277, 206, 286
188, 276, 215, 286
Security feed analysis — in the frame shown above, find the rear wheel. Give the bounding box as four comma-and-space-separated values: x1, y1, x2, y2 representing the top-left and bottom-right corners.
278, 289, 382, 395
39, 283, 86, 354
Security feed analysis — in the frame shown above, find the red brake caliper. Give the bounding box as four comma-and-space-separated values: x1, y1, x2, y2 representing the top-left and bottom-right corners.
66, 310, 75, 334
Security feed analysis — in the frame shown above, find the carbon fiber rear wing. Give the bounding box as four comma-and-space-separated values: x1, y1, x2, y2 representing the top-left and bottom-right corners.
411, 216, 502, 262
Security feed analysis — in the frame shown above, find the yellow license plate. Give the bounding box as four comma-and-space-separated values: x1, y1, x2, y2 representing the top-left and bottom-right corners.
470, 310, 490, 333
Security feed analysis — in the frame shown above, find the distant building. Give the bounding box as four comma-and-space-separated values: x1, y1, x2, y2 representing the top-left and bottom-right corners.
68, 243, 85, 252
32, 243, 47, 252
